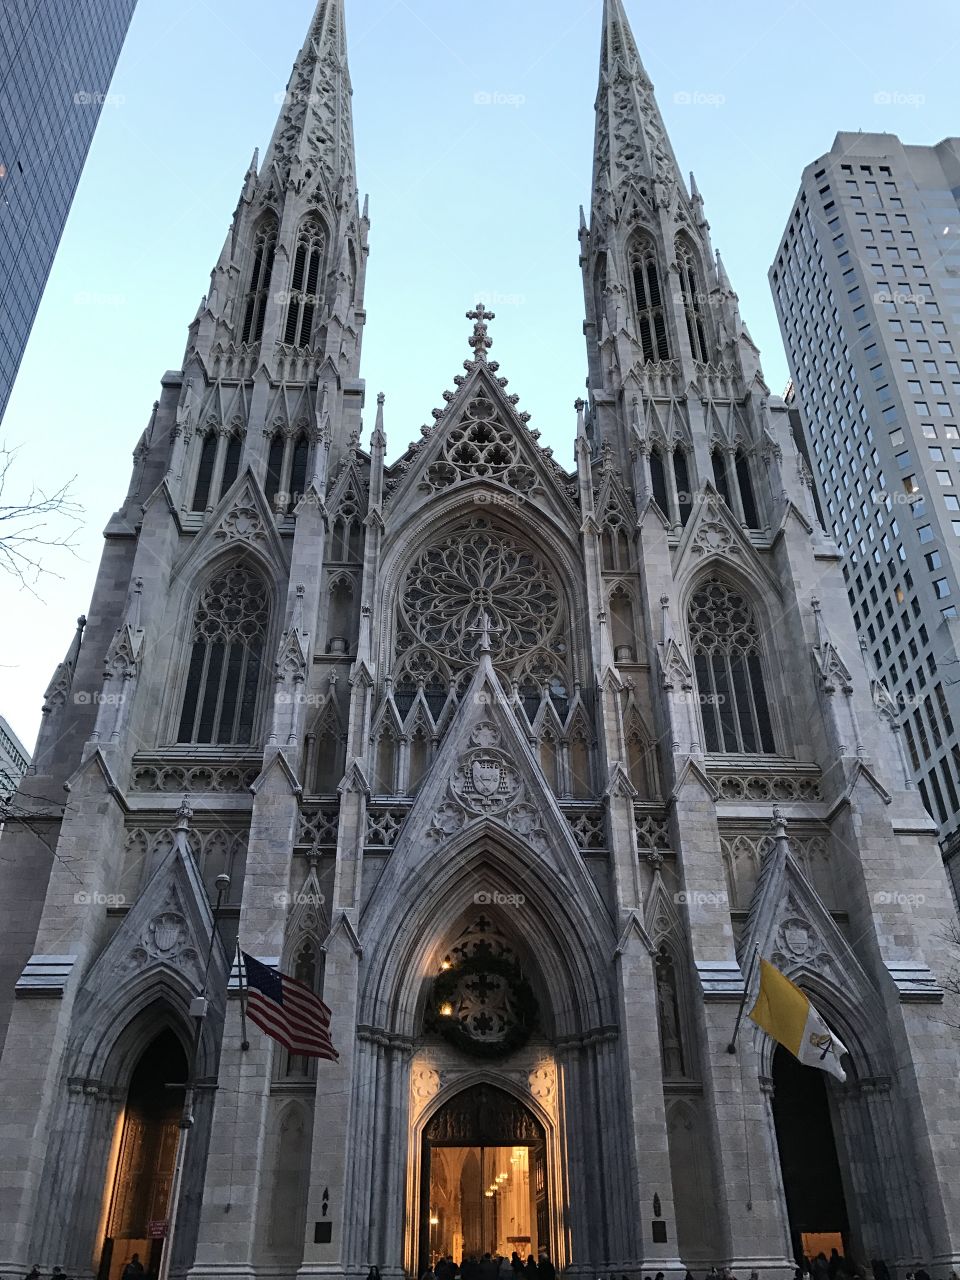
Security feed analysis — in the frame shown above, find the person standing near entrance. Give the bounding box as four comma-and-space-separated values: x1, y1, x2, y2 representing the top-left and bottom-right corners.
122, 1255, 145, 1280
537, 1251, 556, 1280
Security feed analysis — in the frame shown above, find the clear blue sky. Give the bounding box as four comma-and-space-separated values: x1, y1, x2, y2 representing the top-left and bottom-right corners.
1, 0, 957, 750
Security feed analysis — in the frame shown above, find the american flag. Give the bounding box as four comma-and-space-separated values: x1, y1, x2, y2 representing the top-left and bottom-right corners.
241, 952, 339, 1061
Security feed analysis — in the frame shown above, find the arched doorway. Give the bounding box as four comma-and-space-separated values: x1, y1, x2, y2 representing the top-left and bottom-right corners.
419, 1084, 548, 1274
96, 1029, 187, 1280
771, 1045, 850, 1265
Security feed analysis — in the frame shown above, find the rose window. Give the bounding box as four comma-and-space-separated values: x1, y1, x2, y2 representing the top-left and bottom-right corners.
399, 521, 563, 666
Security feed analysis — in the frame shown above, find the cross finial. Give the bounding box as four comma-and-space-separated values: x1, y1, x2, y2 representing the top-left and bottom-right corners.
468, 610, 502, 656
467, 303, 496, 361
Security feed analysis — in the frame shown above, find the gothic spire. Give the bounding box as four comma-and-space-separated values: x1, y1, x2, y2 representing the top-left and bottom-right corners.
261, 0, 356, 199
591, 0, 686, 220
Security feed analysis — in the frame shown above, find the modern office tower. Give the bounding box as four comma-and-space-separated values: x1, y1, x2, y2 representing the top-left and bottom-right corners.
770, 133, 960, 888
1, 6, 959, 1279
0, 716, 29, 802
0, 0, 139, 422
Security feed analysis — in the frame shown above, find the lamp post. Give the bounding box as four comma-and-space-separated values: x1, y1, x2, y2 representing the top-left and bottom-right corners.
157, 871, 230, 1280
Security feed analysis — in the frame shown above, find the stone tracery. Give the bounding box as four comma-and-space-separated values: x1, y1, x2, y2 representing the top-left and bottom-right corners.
399, 520, 563, 669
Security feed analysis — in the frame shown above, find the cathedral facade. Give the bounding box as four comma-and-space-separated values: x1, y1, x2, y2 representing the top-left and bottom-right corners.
1, 2, 959, 1278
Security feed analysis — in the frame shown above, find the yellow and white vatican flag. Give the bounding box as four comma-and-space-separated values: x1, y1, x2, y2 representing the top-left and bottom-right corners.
748, 959, 849, 1082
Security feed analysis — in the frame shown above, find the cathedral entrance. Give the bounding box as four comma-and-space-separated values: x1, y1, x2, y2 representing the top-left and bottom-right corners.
771, 1045, 850, 1264
96, 1030, 187, 1280
419, 1084, 548, 1274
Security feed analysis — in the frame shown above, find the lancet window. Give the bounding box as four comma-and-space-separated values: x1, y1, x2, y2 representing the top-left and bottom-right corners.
688, 578, 776, 755
630, 235, 670, 363
711, 446, 761, 530
648, 444, 694, 527
191, 425, 245, 512
327, 486, 365, 562
177, 563, 269, 745
676, 238, 710, 363
283, 217, 325, 348
265, 429, 311, 515
240, 214, 278, 345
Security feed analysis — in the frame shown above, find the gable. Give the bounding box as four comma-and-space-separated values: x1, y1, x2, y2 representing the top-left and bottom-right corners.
364, 654, 606, 908
384, 362, 579, 527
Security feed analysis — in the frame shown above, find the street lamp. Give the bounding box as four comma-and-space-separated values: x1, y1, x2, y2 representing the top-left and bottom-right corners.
157, 872, 230, 1280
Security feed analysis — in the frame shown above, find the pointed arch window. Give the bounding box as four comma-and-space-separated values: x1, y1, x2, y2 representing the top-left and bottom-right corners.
676, 239, 710, 363
673, 447, 693, 526
650, 447, 670, 513
177, 564, 269, 745
626, 717, 658, 799
688, 578, 776, 754
568, 728, 592, 799
283, 217, 325, 348
735, 449, 761, 529
288, 433, 309, 509
594, 255, 607, 332
374, 727, 398, 795
610, 584, 636, 662
191, 433, 218, 512
240, 214, 278, 345
285, 939, 323, 1078
192, 426, 246, 513
265, 431, 311, 516
712, 449, 733, 507
655, 945, 687, 1078
265, 435, 285, 511
630, 236, 670, 363
219, 433, 242, 499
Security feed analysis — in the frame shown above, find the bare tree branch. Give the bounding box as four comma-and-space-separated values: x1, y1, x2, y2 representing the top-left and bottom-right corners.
0, 443, 84, 594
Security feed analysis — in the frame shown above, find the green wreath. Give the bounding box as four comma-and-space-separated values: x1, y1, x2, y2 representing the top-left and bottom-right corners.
429, 954, 539, 1059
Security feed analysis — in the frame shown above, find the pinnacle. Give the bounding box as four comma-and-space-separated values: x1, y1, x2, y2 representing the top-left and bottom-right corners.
260, 0, 355, 194
601, 0, 642, 72
591, 0, 685, 217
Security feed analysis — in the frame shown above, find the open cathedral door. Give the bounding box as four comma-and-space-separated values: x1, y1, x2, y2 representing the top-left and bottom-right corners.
419, 1084, 548, 1273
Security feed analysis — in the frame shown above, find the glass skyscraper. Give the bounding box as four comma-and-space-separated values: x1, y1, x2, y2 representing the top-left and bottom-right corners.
0, 0, 138, 422
770, 132, 960, 886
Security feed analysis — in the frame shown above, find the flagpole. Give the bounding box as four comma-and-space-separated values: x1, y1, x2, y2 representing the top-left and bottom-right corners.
157, 873, 231, 1280
726, 944, 761, 1054
236, 941, 250, 1051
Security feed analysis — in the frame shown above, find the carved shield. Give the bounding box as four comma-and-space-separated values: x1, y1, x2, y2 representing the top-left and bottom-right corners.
151, 912, 185, 954
784, 922, 811, 957
472, 757, 502, 797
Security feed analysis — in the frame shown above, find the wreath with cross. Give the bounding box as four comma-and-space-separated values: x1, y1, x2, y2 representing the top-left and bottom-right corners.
430, 953, 539, 1059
